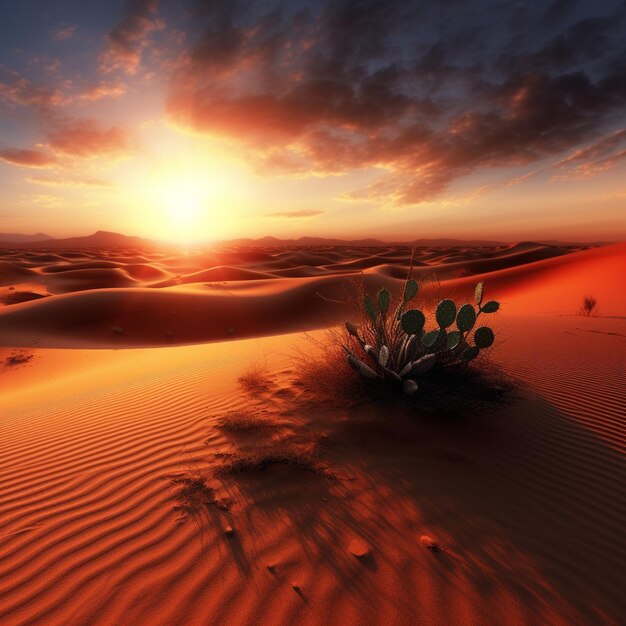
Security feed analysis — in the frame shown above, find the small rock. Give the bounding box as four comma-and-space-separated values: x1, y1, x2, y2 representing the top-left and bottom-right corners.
266, 563, 275, 573
224, 525, 235, 536
348, 538, 371, 558
420, 535, 441, 552
292, 582, 301, 592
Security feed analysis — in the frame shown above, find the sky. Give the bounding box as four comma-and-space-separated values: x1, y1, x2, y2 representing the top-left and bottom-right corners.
0, 0, 625, 244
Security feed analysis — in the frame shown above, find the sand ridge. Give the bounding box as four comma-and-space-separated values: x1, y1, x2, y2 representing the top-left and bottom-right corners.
1, 242, 624, 348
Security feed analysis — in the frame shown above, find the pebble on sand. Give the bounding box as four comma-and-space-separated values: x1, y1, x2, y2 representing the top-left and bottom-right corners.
348, 538, 371, 558
420, 535, 441, 552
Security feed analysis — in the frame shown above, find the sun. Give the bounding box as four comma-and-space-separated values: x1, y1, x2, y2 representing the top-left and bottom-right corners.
161, 178, 207, 225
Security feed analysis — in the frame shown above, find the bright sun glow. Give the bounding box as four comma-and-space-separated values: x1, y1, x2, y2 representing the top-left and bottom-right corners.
114, 122, 254, 244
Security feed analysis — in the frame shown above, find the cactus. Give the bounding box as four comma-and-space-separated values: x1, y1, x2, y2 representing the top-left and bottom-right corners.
403, 279, 419, 302
461, 346, 480, 361
474, 326, 494, 348
403, 379, 418, 396
446, 330, 462, 350
481, 300, 500, 313
364, 295, 377, 322
475, 282, 484, 307
422, 328, 446, 350
436, 299, 456, 328
378, 288, 390, 315
347, 354, 379, 379
379, 345, 390, 367
343, 279, 500, 397
456, 304, 476, 332
401, 309, 425, 335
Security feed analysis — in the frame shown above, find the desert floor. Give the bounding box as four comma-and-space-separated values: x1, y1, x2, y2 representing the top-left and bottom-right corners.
1, 242, 625, 625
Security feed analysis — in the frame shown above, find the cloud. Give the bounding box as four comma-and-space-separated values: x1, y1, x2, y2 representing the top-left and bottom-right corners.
25, 174, 114, 188
264, 209, 325, 218
100, 0, 161, 74
0, 69, 65, 108
550, 129, 626, 178
0, 149, 57, 168
166, 0, 626, 205
77, 82, 127, 101
47, 119, 131, 157
52, 25, 78, 41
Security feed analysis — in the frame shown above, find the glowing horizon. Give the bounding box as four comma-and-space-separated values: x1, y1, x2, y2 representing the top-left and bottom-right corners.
1, 1, 625, 244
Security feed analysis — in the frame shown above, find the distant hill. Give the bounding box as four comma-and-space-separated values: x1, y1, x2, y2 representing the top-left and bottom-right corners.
0, 231, 153, 249
223, 236, 508, 247
0, 232, 54, 243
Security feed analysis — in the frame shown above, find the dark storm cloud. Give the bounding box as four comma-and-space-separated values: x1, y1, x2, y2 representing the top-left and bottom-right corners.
167, 0, 626, 203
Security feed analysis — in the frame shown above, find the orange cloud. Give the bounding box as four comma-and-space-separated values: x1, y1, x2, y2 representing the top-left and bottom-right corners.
100, 0, 161, 74
25, 174, 113, 188
0, 149, 57, 168
0, 69, 65, 108
47, 119, 131, 158
77, 82, 127, 101
264, 209, 325, 218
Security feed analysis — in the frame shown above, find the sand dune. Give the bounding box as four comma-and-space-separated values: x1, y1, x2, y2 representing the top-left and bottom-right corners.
1, 313, 624, 625
1, 242, 623, 348
1, 239, 624, 625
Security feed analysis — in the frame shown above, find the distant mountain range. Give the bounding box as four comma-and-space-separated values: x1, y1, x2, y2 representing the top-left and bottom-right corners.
0, 232, 54, 243
0, 231, 612, 249
223, 236, 509, 247
0, 230, 154, 249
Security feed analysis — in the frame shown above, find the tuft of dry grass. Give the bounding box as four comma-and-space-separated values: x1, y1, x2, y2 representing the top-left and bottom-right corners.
169, 475, 230, 516
4, 351, 33, 366
579, 295, 600, 317
238, 361, 272, 391
214, 443, 334, 478
218, 409, 277, 432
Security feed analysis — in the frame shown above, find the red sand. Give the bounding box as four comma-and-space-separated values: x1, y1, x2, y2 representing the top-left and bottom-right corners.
1, 241, 625, 625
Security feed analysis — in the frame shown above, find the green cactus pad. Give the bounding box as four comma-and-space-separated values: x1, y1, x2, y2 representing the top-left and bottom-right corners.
364, 295, 377, 322
422, 328, 446, 349
401, 309, 425, 335
481, 300, 500, 313
456, 304, 476, 332
446, 330, 462, 350
436, 299, 457, 328
403, 279, 419, 302
377, 288, 390, 315
461, 346, 480, 361
474, 326, 495, 348
475, 282, 484, 307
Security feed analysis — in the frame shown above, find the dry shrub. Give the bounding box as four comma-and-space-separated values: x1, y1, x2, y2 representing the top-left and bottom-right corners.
169, 475, 229, 516
238, 361, 271, 391
579, 295, 600, 317
218, 409, 277, 432
214, 443, 334, 478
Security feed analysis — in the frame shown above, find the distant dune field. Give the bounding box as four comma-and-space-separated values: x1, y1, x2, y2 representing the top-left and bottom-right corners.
1, 241, 625, 625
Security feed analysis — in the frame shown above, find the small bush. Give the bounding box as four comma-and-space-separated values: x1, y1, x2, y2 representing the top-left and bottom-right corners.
238, 362, 271, 391
218, 409, 276, 432
214, 444, 333, 478
342, 270, 500, 397
579, 295, 599, 317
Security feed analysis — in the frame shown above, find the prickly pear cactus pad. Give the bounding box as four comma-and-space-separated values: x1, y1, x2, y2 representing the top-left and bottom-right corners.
343, 278, 501, 396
